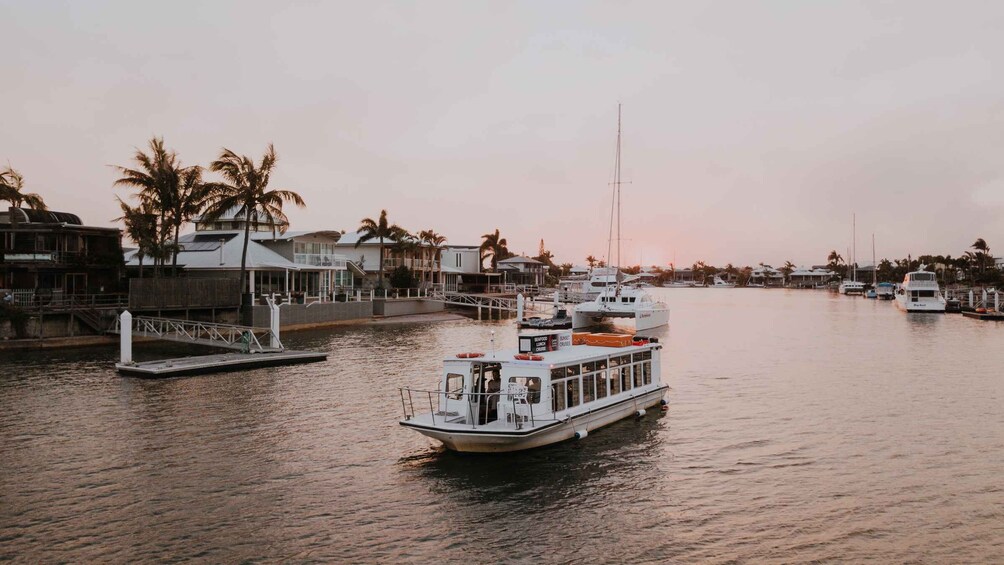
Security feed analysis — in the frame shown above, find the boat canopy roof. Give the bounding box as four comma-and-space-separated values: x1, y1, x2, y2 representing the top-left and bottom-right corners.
445, 342, 657, 366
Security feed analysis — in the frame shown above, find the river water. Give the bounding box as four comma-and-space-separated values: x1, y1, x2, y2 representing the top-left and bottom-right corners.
1, 289, 1001, 563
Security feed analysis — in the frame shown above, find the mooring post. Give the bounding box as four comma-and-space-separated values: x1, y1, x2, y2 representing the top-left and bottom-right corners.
996, 292, 1000, 312
516, 293, 524, 322
120, 310, 132, 364
969, 290, 974, 307
478, 306, 482, 320
268, 297, 281, 350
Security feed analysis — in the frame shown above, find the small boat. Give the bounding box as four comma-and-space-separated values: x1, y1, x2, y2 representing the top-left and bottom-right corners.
839, 280, 865, 295
865, 289, 877, 299
398, 330, 667, 452
710, 275, 735, 288
876, 282, 895, 300
518, 307, 573, 329
895, 270, 946, 312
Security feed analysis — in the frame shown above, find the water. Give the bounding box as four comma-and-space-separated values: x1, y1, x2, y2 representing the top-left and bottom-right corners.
1, 289, 1002, 563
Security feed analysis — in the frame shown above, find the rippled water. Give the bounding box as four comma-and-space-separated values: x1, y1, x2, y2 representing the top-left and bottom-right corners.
1, 289, 1002, 563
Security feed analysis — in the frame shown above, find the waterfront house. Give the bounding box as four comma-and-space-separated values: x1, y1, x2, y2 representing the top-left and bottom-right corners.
1, 207, 124, 299
126, 209, 360, 303
497, 256, 545, 288
333, 231, 441, 289
788, 266, 836, 288
439, 245, 502, 292
672, 268, 697, 284
748, 265, 785, 287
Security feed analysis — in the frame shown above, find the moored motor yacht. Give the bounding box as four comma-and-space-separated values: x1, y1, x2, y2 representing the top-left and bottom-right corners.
876, 282, 895, 300
710, 275, 735, 288
895, 271, 946, 312
398, 330, 667, 453
573, 284, 670, 331
839, 280, 865, 295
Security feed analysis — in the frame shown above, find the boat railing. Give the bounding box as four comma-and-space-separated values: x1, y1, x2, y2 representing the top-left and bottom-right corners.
398, 386, 537, 430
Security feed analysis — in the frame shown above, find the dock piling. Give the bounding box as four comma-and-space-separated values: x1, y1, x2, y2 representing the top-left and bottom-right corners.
120, 310, 132, 364
516, 293, 524, 322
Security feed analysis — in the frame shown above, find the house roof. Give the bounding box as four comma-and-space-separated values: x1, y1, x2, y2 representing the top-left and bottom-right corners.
499, 256, 543, 265
126, 231, 297, 270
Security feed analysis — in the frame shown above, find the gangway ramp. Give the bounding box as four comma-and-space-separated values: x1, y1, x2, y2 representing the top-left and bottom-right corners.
112, 315, 282, 352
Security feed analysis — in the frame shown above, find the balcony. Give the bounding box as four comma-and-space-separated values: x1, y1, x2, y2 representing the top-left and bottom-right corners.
383, 258, 440, 270
294, 253, 347, 269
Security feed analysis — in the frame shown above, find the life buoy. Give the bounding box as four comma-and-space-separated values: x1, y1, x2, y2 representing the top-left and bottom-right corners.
455, 352, 485, 359
513, 353, 544, 361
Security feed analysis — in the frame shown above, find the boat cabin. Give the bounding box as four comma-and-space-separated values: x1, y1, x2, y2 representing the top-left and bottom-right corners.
433, 337, 660, 429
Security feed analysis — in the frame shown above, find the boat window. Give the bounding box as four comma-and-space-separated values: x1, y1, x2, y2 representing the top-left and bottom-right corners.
552, 381, 566, 412
632, 350, 652, 362
551, 368, 564, 380
596, 371, 608, 399
633, 364, 643, 388
610, 370, 621, 395
584, 361, 597, 372
583, 374, 596, 403
618, 354, 631, 365
642, 362, 652, 385
446, 373, 464, 400
565, 365, 580, 377
919, 290, 936, 298
597, 358, 608, 370
609, 356, 620, 368
567, 378, 581, 408
620, 367, 632, 391
509, 377, 541, 404
911, 273, 935, 281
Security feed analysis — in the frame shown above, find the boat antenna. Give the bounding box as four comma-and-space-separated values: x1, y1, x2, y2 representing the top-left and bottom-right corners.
852, 213, 857, 283
872, 233, 877, 286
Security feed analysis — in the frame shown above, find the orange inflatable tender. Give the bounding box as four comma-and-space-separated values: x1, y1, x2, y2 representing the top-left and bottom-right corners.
583, 333, 634, 348
572, 332, 591, 345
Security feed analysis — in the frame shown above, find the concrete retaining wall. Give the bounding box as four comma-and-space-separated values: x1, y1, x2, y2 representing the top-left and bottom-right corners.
372, 298, 445, 317
249, 301, 373, 328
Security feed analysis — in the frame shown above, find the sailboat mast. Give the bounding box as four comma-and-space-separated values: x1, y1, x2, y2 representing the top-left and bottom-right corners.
852, 213, 857, 283
872, 233, 877, 286
616, 103, 622, 284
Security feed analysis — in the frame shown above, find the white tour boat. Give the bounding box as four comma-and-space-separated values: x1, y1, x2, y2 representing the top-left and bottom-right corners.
398, 330, 667, 453
572, 284, 670, 332
839, 280, 866, 295
895, 271, 946, 312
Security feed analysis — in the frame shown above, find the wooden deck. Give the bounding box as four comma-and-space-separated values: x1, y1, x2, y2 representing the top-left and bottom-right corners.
116, 350, 327, 378
961, 311, 1004, 322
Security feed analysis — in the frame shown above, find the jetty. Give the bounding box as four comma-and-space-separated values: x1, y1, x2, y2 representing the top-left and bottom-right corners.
113, 300, 327, 377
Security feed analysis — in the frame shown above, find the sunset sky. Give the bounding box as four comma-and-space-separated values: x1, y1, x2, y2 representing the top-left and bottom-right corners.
2, 1, 1003, 268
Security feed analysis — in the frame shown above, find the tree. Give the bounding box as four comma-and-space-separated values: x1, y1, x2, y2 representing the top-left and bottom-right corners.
115, 197, 159, 278
480, 228, 509, 271
559, 263, 573, 277
971, 238, 991, 275
781, 260, 796, 284
113, 137, 181, 277
0, 166, 47, 210
356, 209, 405, 290
202, 143, 305, 304
418, 229, 447, 286
166, 166, 210, 272
585, 255, 597, 269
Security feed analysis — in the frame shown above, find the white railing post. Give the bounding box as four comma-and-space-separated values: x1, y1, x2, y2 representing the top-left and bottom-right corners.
267, 297, 281, 350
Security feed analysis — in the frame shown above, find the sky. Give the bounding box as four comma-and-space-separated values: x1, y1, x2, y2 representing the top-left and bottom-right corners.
2, 0, 1003, 269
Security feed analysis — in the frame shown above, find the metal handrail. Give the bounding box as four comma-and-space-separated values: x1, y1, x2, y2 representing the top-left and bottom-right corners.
113, 315, 282, 352
398, 386, 539, 429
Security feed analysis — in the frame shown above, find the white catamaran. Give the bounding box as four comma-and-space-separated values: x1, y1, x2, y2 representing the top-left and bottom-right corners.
573, 105, 669, 332
398, 330, 668, 452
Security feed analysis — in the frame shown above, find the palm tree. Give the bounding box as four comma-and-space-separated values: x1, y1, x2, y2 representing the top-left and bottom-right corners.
781, 260, 796, 285
971, 238, 990, 275
356, 209, 405, 290
202, 144, 305, 305
0, 166, 47, 210
113, 137, 180, 276
418, 229, 447, 286
480, 229, 509, 271
166, 166, 210, 272
115, 197, 159, 278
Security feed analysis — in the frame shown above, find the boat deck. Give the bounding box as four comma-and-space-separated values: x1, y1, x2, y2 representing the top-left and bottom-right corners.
116, 350, 328, 378
962, 311, 1004, 322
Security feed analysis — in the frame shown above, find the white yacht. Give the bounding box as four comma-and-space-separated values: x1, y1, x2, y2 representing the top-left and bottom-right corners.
572, 284, 670, 332
895, 271, 946, 312
710, 275, 735, 288
839, 280, 866, 295
558, 268, 638, 303
398, 330, 667, 453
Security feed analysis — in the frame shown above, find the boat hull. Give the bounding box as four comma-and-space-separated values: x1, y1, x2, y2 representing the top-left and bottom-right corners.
895, 295, 946, 312
400, 386, 668, 453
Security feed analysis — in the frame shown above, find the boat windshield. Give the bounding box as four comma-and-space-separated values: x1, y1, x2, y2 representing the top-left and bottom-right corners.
910, 273, 935, 282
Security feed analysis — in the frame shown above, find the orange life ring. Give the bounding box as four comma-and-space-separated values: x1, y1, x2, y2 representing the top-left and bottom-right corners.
513, 353, 544, 361
455, 352, 485, 359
